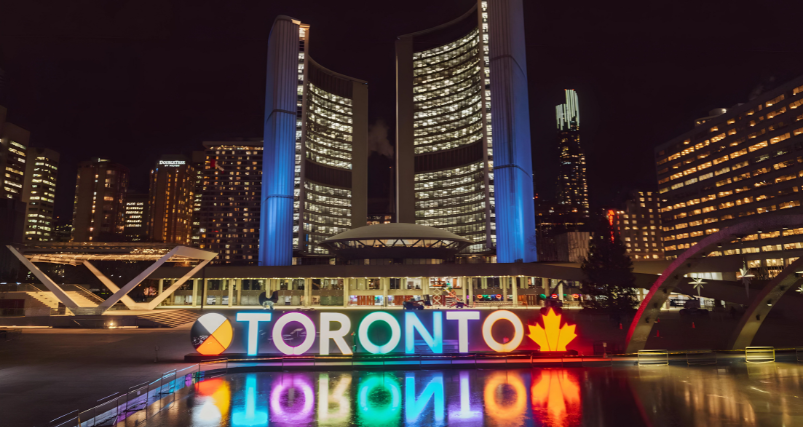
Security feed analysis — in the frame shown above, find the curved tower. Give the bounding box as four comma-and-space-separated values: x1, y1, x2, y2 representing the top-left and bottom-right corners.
396, 0, 536, 262
261, 16, 367, 266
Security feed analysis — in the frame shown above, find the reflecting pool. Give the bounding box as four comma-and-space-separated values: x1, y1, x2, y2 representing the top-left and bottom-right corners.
142, 364, 803, 426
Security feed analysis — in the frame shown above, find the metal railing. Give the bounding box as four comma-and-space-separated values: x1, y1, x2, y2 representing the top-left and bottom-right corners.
745, 346, 775, 364
638, 349, 669, 366
37, 362, 229, 427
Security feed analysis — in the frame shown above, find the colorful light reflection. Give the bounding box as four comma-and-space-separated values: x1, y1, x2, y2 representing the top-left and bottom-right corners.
531, 370, 582, 426
269, 374, 314, 424
357, 375, 402, 426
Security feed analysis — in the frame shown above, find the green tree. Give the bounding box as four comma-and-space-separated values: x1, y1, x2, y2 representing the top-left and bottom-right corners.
581, 231, 639, 314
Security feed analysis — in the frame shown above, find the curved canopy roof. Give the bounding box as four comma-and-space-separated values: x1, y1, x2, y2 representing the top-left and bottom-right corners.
322, 223, 471, 244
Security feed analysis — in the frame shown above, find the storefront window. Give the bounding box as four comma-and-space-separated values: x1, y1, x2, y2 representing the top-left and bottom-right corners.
429, 277, 461, 289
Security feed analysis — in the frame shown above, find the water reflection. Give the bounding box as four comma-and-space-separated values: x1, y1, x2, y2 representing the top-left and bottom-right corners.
162, 364, 803, 426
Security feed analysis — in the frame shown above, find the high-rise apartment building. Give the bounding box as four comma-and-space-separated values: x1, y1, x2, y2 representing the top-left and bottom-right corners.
123, 193, 148, 242
606, 191, 664, 260
395, 0, 536, 263
0, 106, 29, 201
556, 89, 589, 220
656, 75, 803, 267
199, 140, 262, 264
261, 16, 368, 266
71, 158, 128, 242
147, 156, 195, 244
21, 148, 59, 242
190, 151, 205, 247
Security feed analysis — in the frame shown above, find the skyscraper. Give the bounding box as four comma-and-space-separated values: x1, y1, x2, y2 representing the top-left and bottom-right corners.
555, 89, 589, 219
606, 191, 664, 260
199, 140, 262, 264
21, 147, 59, 242
147, 156, 195, 244
0, 105, 29, 201
395, 0, 536, 263
260, 16, 368, 266
190, 150, 205, 247
123, 193, 148, 242
71, 158, 128, 242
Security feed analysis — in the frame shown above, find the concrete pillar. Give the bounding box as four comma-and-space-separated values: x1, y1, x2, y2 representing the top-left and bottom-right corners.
343, 278, 349, 308
466, 277, 472, 304
228, 279, 234, 307
382, 277, 389, 307
481, 277, 488, 289
304, 278, 312, 306
202, 278, 208, 306
558, 281, 564, 301
502, 277, 508, 304
423, 277, 430, 296
512, 277, 519, 307
236, 279, 242, 306
192, 278, 198, 307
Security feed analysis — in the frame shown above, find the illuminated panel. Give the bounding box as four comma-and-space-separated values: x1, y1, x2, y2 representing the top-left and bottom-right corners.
405, 373, 444, 424
481, 310, 524, 352
192, 313, 233, 356
358, 312, 401, 354
527, 308, 577, 352
445, 311, 480, 353
236, 312, 272, 356
319, 312, 353, 355
272, 312, 316, 355
404, 312, 443, 354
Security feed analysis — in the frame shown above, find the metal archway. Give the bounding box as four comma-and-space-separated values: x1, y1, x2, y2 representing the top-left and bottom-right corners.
625, 214, 803, 353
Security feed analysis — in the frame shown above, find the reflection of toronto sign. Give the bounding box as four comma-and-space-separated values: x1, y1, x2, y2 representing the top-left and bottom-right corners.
191, 309, 577, 356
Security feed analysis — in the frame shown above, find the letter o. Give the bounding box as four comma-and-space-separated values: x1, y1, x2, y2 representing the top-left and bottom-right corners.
272, 312, 316, 355
358, 312, 401, 354
482, 310, 524, 352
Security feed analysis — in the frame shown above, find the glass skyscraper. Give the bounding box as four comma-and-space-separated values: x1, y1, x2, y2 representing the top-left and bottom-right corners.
396, 0, 536, 263
261, 16, 368, 266
556, 89, 589, 220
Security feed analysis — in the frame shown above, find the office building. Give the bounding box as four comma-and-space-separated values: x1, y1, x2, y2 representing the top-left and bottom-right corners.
199, 140, 262, 264
123, 193, 148, 242
534, 195, 587, 261
147, 156, 195, 244
395, 0, 536, 263
556, 89, 589, 220
656, 75, 803, 271
21, 147, 59, 242
606, 191, 664, 260
53, 217, 72, 242
190, 151, 205, 246
0, 106, 29, 201
261, 16, 368, 266
71, 158, 128, 242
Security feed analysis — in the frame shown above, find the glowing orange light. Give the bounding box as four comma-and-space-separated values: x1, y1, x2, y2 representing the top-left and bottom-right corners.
531, 370, 581, 426
483, 372, 528, 424
527, 309, 577, 351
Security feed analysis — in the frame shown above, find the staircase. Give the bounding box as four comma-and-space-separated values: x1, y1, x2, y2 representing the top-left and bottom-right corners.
26, 291, 100, 309
135, 310, 202, 328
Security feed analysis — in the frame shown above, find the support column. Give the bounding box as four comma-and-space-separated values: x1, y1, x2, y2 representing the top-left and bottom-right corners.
192, 279, 198, 307
227, 279, 234, 307
202, 277, 208, 307
158, 279, 164, 307
304, 278, 312, 307
343, 278, 350, 308
558, 281, 564, 301
512, 277, 519, 307
236, 279, 242, 306
466, 277, 472, 304
382, 277, 389, 307
502, 277, 508, 304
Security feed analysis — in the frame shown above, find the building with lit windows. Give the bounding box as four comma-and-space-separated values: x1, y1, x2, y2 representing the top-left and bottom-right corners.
261, 16, 368, 266
190, 151, 205, 247
71, 158, 129, 242
0, 106, 29, 201
395, 0, 536, 263
123, 193, 148, 242
606, 191, 664, 260
21, 147, 59, 242
147, 156, 195, 245
656, 75, 803, 268
199, 140, 263, 265
556, 89, 589, 221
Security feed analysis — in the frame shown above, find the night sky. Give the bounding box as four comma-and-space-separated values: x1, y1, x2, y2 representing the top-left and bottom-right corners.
2, 0, 803, 221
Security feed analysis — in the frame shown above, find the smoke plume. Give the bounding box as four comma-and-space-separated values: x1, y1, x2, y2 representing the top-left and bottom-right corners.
368, 119, 394, 158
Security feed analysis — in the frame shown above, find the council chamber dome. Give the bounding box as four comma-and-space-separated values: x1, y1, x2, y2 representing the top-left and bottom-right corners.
319, 223, 471, 260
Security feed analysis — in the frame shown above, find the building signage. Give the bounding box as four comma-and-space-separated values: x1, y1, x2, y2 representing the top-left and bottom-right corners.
190, 309, 577, 356
158, 160, 186, 167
